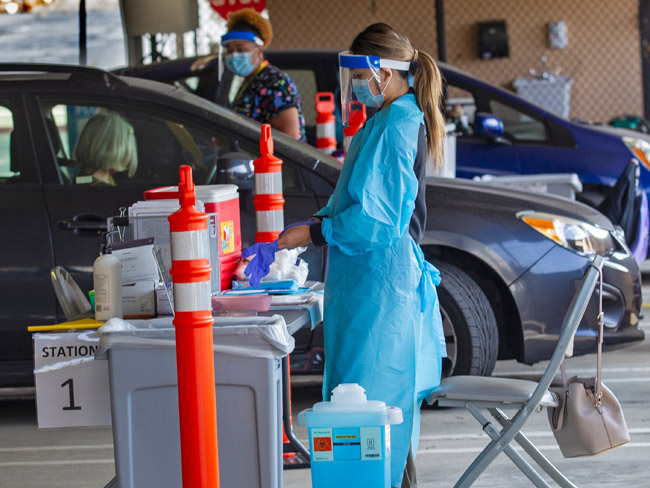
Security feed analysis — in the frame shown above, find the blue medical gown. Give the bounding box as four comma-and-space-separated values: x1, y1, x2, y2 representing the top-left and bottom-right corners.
317, 93, 446, 487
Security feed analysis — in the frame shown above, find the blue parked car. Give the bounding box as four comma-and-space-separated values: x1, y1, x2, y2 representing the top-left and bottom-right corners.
115, 50, 650, 252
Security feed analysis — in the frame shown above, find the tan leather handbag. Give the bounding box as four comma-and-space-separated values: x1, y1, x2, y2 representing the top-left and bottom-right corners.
548, 262, 630, 458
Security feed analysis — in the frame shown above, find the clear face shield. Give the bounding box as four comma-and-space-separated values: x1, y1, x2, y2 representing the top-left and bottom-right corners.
338, 51, 410, 126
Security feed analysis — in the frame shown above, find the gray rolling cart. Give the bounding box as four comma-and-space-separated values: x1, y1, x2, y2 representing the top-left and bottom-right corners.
98, 315, 293, 488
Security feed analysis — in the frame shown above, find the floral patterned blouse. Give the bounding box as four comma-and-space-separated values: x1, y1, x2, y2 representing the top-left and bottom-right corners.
231, 61, 307, 141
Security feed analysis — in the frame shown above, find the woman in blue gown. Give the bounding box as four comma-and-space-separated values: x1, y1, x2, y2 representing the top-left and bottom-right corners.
274, 23, 448, 487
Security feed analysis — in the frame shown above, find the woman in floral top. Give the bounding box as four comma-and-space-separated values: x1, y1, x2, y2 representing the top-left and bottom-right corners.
221, 8, 306, 141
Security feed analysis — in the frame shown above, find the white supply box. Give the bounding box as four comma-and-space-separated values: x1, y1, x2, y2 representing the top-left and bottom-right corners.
122, 281, 156, 318
112, 237, 161, 285
127, 200, 222, 294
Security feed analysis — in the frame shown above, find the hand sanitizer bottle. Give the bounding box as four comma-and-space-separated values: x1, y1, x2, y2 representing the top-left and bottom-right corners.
93, 233, 123, 321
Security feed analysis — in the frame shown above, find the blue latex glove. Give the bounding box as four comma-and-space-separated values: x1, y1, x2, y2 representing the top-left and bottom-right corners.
241, 240, 279, 288
280, 219, 317, 237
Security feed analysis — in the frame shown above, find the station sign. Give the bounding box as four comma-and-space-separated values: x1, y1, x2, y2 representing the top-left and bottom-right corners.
33, 332, 112, 428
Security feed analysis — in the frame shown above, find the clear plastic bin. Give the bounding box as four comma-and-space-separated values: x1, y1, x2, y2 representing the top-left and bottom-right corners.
474, 173, 583, 200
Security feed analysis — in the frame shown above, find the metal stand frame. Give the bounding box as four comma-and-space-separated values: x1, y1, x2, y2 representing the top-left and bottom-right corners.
427, 256, 604, 487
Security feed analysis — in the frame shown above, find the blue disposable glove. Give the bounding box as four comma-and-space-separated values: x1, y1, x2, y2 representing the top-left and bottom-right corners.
280, 219, 317, 237
241, 240, 279, 288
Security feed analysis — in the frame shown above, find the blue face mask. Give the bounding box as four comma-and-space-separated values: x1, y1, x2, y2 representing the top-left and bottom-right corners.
351, 71, 392, 108
225, 52, 256, 77
352, 78, 383, 108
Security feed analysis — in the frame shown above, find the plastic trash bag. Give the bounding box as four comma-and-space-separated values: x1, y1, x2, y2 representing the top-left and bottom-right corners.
235, 246, 309, 287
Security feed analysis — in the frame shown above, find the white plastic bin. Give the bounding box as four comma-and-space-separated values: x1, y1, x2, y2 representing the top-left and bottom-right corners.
513, 76, 574, 118
98, 315, 294, 488
474, 173, 583, 200
428, 123, 457, 178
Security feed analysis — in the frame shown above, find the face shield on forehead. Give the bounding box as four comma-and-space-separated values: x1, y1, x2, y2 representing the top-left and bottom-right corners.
220, 31, 265, 47
338, 50, 410, 126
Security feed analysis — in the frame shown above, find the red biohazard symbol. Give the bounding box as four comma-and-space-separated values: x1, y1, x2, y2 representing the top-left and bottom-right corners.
313, 437, 332, 452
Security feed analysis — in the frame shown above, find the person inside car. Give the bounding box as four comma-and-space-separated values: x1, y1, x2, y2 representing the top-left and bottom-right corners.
73, 111, 138, 186
221, 8, 306, 141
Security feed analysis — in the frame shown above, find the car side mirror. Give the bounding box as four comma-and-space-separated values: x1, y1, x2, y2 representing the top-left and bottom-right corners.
474, 112, 511, 145
216, 151, 255, 191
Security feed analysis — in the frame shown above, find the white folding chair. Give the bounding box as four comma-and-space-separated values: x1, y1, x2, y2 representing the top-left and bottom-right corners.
50, 266, 92, 320
426, 254, 605, 487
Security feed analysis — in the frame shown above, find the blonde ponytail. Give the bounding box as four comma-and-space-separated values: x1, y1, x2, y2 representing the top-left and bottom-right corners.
350, 23, 445, 169
413, 50, 446, 170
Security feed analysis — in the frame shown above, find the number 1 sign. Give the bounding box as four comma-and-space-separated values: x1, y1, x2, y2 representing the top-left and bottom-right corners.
33, 332, 112, 428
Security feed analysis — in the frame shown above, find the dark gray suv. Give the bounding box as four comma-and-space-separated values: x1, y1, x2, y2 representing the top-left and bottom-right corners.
0, 64, 643, 387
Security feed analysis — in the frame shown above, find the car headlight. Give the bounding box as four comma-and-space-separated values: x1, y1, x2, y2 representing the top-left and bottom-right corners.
623, 136, 650, 171
3, 2, 19, 14
518, 211, 619, 256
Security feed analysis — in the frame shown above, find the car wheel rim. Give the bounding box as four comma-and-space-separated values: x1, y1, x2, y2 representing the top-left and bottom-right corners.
440, 305, 457, 378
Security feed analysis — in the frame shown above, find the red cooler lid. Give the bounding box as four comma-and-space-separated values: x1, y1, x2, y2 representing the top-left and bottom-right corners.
144, 186, 179, 200
144, 185, 239, 202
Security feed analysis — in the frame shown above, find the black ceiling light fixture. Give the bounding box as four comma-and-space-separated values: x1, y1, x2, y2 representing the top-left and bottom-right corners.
478, 20, 509, 60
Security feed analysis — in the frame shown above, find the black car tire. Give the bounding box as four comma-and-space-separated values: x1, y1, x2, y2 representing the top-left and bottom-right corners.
433, 260, 499, 378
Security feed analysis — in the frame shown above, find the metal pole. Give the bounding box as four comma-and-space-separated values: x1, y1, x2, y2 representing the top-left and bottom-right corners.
435, 0, 447, 63
640, 0, 650, 119
281, 356, 310, 460
79, 0, 87, 65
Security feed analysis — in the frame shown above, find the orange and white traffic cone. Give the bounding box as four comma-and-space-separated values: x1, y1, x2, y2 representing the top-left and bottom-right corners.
343, 100, 367, 157
253, 124, 285, 243
315, 92, 337, 155
168, 165, 220, 488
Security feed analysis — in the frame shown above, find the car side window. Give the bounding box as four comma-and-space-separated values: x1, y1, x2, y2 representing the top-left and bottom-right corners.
445, 86, 476, 135
173, 76, 200, 92
224, 68, 318, 139
284, 69, 318, 127
0, 104, 17, 182
40, 102, 302, 191
40, 103, 250, 186
488, 99, 548, 142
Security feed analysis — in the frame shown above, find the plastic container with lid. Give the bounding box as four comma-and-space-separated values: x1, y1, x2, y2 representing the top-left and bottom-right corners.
99, 315, 293, 488
144, 184, 241, 290
297, 383, 403, 488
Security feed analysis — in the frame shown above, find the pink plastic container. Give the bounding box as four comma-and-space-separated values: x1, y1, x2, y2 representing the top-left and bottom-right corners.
211, 294, 272, 312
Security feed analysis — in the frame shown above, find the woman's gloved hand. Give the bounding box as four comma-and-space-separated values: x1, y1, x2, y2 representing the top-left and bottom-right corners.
241, 240, 279, 288
280, 219, 316, 236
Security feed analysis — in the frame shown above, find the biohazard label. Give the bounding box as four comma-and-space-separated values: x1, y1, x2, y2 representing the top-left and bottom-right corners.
360, 427, 383, 460
310, 428, 333, 461
220, 221, 235, 254
314, 437, 332, 451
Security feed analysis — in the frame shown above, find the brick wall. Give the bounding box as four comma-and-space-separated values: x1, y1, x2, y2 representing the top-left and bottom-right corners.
268, 0, 643, 122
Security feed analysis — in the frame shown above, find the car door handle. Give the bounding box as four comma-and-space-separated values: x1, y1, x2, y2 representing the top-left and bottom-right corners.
59, 214, 108, 233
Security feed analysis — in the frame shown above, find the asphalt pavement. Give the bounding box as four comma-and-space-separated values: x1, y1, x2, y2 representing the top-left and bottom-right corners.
1, 281, 649, 487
